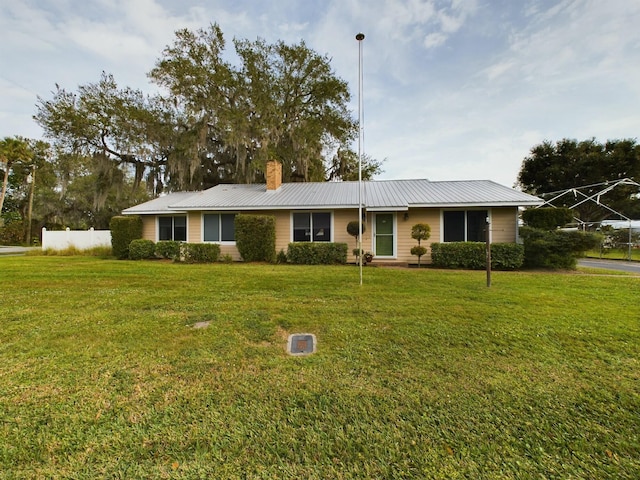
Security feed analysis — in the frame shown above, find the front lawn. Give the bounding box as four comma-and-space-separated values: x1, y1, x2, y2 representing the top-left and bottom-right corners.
1, 257, 639, 478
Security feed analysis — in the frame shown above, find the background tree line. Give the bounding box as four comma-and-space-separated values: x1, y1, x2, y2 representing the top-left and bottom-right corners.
2, 23, 384, 243
517, 138, 640, 222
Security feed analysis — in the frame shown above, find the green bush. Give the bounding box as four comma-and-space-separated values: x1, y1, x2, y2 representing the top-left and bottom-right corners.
0, 219, 25, 245
155, 240, 182, 260
276, 249, 288, 264
430, 242, 524, 270
287, 242, 348, 265
128, 239, 156, 260
522, 207, 574, 230
520, 227, 600, 269
180, 243, 220, 263
235, 214, 276, 262
490, 243, 525, 270
110, 216, 143, 260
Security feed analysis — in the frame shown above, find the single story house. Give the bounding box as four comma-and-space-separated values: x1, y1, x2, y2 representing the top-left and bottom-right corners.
122, 161, 543, 264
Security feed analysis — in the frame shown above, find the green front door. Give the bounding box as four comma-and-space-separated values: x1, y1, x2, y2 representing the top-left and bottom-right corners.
375, 213, 394, 257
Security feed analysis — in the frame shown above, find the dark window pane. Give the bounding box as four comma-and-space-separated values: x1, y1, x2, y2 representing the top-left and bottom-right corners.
467, 210, 488, 242
203, 214, 220, 242
443, 211, 465, 242
221, 214, 236, 242
159, 217, 173, 241
312, 212, 331, 242
293, 213, 311, 242
174, 216, 187, 242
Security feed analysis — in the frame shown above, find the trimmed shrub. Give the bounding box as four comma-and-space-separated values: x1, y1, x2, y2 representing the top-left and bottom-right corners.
180, 243, 221, 263
235, 214, 276, 262
431, 242, 524, 270
490, 243, 525, 270
520, 227, 600, 269
522, 207, 574, 230
431, 242, 485, 269
129, 239, 156, 260
110, 216, 143, 260
155, 240, 182, 260
287, 242, 348, 265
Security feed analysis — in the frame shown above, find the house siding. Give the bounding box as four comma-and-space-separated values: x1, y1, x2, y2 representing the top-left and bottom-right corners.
491, 207, 517, 243
139, 206, 521, 264
142, 216, 156, 241
397, 208, 441, 264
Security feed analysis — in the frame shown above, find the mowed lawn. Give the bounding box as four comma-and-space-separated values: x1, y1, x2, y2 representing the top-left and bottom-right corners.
1, 257, 639, 479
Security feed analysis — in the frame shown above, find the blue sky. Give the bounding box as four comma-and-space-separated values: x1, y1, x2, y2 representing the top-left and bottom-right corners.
1, 0, 639, 187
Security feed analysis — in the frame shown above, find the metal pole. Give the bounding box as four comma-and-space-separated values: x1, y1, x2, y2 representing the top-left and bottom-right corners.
356, 33, 365, 286
26, 164, 35, 244
628, 220, 632, 261
486, 216, 491, 287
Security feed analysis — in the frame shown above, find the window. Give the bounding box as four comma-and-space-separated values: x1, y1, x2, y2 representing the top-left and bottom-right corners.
203, 214, 236, 242
293, 212, 331, 242
443, 210, 488, 242
158, 216, 187, 241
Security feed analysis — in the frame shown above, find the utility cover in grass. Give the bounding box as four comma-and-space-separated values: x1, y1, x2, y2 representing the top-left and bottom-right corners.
287, 334, 316, 356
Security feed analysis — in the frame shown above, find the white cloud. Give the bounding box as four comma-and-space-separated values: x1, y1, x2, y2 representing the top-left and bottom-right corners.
1, 0, 639, 187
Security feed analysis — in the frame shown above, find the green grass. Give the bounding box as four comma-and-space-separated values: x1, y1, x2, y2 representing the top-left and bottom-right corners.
1, 257, 639, 479
586, 247, 640, 261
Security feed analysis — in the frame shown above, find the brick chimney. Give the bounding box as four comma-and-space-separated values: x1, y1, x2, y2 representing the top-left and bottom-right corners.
266, 160, 282, 191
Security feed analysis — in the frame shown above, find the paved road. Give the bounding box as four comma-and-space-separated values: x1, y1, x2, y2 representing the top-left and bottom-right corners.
578, 258, 640, 274
0, 246, 38, 256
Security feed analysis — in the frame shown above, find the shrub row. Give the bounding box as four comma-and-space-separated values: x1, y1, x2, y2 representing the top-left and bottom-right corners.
286, 242, 348, 265
522, 207, 574, 230
520, 227, 600, 269
128, 239, 221, 263
430, 242, 524, 270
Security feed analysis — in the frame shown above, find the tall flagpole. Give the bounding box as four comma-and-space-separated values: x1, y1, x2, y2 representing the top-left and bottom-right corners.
356, 33, 365, 286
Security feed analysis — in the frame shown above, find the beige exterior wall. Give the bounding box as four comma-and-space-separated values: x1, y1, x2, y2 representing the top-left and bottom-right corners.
141, 216, 156, 241
136, 205, 520, 264
490, 207, 518, 243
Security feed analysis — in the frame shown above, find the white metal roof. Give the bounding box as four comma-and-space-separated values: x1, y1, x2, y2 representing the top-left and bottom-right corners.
123, 179, 542, 214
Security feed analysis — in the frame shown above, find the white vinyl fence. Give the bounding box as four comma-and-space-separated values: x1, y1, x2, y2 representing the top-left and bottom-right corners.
41, 227, 111, 251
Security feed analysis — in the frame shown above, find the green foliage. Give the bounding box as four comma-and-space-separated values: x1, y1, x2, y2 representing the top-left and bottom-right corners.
219, 253, 234, 264
431, 242, 524, 270
346, 220, 365, 238
411, 223, 431, 243
517, 138, 640, 220
128, 239, 156, 260
180, 243, 221, 263
410, 245, 427, 259
147, 23, 358, 185
235, 214, 276, 262
522, 207, 574, 230
0, 218, 25, 245
491, 243, 526, 270
155, 240, 182, 260
276, 249, 288, 264
287, 242, 348, 264
36, 246, 113, 257
326, 151, 384, 181
109, 216, 143, 260
520, 227, 601, 269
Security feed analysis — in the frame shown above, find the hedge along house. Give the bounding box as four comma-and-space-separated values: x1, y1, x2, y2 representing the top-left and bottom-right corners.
122, 161, 543, 264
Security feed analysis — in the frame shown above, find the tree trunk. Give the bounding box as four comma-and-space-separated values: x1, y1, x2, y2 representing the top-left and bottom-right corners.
0, 163, 10, 213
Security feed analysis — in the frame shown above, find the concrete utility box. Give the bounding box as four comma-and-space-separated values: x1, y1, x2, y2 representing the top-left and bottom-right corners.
287, 334, 316, 356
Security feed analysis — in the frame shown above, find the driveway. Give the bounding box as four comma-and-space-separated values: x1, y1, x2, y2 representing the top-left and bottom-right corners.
578, 258, 640, 274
